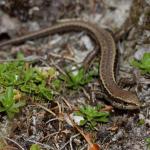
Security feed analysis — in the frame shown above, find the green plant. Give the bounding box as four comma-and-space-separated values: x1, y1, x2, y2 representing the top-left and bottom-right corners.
0, 61, 25, 86
0, 87, 25, 118
75, 105, 110, 129
0, 60, 57, 101
0, 53, 62, 118
145, 137, 150, 149
38, 82, 53, 100
60, 67, 98, 90
20, 81, 53, 100
137, 119, 145, 125
131, 52, 150, 74
30, 144, 41, 150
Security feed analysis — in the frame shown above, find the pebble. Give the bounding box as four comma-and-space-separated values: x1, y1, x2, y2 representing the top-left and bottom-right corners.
80, 35, 94, 51
139, 113, 145, 120
112, 129, 124, 141
134, 46, 150, 60
0, 13, 20, 34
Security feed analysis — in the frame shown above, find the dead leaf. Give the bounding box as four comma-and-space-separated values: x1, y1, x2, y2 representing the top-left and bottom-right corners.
88, 143, 101, 150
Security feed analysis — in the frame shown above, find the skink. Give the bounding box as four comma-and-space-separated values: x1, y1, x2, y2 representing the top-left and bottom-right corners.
0, 20, 140, 110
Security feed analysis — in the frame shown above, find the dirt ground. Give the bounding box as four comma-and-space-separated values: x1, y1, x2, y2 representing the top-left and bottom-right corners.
0, 0, 150, 150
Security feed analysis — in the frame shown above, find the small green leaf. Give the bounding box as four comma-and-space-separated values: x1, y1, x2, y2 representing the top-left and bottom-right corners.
80, 119, 87, 126
90, 121, 97, 127
145, 137, 150, 144
0, 87, 25, 118
0, 106, 6, 112
52, 79, 61, 90
131, 52, 150, 74
17, 52, 24, 59
6, 87, 14, 101
38, 83, 53, 100
137, 119, 145, 125
95, 116, 109, 123
30, 144, 41, 150
24, 68, 34, 83
48, 67, 57, 78
75, 105, 110, 129
20, 82, 38, 93
145, 137, 150, 149
2, 87, 14, 108
60, 67, 94, 89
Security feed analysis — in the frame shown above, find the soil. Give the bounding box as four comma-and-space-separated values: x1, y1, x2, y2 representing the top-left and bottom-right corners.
0, 0, 150, 150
